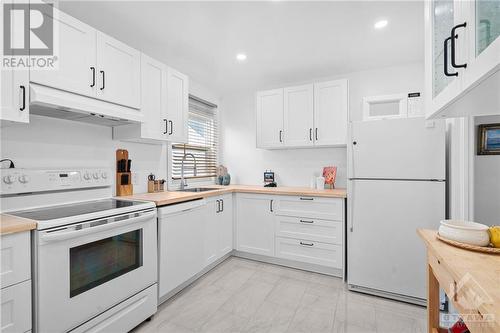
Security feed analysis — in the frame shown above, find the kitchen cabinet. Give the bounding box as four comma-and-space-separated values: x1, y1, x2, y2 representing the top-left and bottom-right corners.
29, 8, 141, 111
113, 54, 168, 143
425, 0, 499, 119
205, 194, 233, 265
256, 89, 284, 148
284, 84, 314, 147
30, 9, 96, 99
0, 2, 29, 125
96, 32, 141, 108
256, 79, 348, 149
0, 231, 32, 333
166, 67, 189, 143
235, 194, 275, 256
313, 79, 348, 146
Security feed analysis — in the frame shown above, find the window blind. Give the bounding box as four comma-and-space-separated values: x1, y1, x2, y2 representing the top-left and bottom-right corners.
171, 96, 218, 180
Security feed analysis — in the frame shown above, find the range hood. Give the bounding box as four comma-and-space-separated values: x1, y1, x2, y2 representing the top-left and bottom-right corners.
29, 83, 143, 127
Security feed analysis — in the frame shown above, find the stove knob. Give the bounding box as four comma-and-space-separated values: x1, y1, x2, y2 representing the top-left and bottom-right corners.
18, 175, 30, 184
93, 172, 99, 180
101, 172, 108, 179
83, 172, 91, 180
3, 175, 15, 184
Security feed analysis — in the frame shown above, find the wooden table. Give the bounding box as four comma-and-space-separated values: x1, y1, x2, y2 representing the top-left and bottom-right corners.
418, 229, 500, 333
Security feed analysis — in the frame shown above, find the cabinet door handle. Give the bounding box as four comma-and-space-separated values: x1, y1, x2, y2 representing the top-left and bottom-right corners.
451, 22, 467, 69
279, 130, 283, 143
216, 199, 220, 213
163, 119, 168, 134
221, 199, 224, 212
270, 199, 274, 212
299, 219, 314, 224
90, 67, 96, 87
309, 128, 312, 141
19, 86, 26, 111
299, 197, 314, 201
443, 37, 458, 77
100, 70, 105, 90
315, 128, 318, 141
168, 120, 173, 135
300, 241, 314, 247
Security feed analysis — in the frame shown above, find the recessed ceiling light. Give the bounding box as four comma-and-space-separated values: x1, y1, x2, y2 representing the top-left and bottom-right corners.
236, 53, 247, 62
374, 20, 388, 29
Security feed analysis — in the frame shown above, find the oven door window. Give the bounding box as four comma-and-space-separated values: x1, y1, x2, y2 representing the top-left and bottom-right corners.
70, 229, 143, 298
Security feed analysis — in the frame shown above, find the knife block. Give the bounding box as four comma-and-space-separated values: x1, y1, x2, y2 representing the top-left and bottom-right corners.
116, 149, 133, 196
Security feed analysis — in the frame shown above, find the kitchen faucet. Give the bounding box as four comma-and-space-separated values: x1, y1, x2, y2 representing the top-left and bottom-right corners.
180, 153, 197, 190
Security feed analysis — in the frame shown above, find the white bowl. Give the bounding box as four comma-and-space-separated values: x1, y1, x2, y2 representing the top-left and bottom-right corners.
438, 220, 490, 247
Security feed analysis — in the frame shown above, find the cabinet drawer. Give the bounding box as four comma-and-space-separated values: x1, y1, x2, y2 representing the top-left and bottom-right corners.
275, 237, 342, 269
275, 196, 343, 221
275, 216, 342, 245
1, 280, 31, 333
1, 232, 30, 289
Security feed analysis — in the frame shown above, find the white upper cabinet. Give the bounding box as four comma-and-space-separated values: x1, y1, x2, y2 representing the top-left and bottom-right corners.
96, 32, 141, 109
284, 84, 314, 147
314, 79, 348, 146
166, 67, 189, 143
256, 79, 348, 149
256, 89, 284, 148
30, 10, 96, 98
425, 0, 499, 119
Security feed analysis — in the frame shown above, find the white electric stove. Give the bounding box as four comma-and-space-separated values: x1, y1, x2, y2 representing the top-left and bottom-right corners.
1, 168, 158, 333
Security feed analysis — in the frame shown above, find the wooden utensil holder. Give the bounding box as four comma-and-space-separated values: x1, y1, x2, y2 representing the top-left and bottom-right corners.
116, 149, 133, 196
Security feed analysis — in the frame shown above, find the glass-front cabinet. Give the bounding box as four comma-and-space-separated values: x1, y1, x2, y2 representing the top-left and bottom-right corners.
425, 0, 500, 119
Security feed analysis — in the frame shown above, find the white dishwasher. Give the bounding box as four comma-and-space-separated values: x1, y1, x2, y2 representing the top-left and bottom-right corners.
158, 199, 208, 301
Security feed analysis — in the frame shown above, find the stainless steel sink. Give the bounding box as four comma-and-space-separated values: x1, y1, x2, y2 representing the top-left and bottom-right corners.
176, 187, 219, 193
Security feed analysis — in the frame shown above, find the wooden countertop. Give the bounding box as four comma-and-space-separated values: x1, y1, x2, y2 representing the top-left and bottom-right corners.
0, 214, 37, 235
418, 229, 500, 332
122, 184, 347, 206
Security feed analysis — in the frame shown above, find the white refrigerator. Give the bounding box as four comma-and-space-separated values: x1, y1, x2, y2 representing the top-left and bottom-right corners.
347, 117, 446, 305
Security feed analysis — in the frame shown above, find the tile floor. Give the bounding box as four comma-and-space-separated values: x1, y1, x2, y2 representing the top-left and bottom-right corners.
132, 257, 426, 333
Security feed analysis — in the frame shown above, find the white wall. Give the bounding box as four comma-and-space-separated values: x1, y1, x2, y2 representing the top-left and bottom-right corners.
220, 62, 424, 187
474, 115, 500, 225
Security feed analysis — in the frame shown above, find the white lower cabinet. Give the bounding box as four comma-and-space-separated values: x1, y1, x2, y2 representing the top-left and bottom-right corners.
275, 216, 342, 245
235, 194, 275, 256
275, 237, 343, 269
0, 231, 31, 333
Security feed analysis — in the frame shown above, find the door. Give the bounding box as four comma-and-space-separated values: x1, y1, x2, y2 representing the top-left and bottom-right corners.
350, 118, 446, 180
166, 67, 189, 143
463, 0, 500, 89
313, 80, 348, 146
30, 9, 96, 98
158, 203, 206, 298
236, 194, 275, 256
283, 84, 314, 147
96, 32, 141, 108
0, 2, 29, 124
36, 210, 157, 332
140, 54, 168, 140
256, 89, 284, 148
204, 198, 219, 266
347, 179, 445, 300
218, 194, 233, 256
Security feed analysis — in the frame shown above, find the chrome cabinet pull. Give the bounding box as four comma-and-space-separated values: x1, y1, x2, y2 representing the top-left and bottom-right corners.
299, 197, 313, 201
90, 67, 96, 87
270, 199, 274, 212
168, 120, 173, 135
309, 128, 312, 141
163, 119, 168, 134
220, 199, 224, 212
300, 241, 314, 247
100, 70, 105, 90
19, 86, 26, 111
315, 128, 318, 141
299, 219, 314, 224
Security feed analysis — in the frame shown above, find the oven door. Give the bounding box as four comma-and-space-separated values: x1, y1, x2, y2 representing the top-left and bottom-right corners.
34, 209, 157, 333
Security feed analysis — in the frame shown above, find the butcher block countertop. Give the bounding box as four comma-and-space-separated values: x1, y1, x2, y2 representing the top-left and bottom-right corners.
122, 184, 347, 206
418, 229, 500, 333
0, 214, 37, 235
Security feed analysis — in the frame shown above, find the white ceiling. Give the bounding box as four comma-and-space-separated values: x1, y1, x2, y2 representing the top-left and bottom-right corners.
59, 1, 424, 97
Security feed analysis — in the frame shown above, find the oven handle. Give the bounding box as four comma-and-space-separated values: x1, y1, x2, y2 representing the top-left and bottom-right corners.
39, 211, 156, 243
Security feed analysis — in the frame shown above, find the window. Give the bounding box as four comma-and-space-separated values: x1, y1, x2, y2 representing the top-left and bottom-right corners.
171, 96, 218, 181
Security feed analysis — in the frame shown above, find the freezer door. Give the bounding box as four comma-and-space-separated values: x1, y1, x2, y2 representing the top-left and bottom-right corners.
347, 179, 445, 300
349, 118, 445, 180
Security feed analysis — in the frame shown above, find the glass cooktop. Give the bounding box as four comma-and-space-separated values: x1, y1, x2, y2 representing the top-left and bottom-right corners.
10, 199, 148, 221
